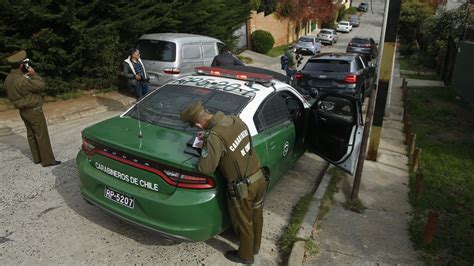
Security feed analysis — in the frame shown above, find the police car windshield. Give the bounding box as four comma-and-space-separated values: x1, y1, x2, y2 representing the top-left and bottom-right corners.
126, 85, 250, 131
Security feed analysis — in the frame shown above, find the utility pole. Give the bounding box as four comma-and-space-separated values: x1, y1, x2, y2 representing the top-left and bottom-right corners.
351, 0, 402, 198
366, 0, 401, 161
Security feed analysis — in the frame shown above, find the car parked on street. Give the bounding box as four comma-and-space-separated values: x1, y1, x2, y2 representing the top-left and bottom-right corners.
358, 2, 369, 11
136, 33, 225, 88
346, 37, 378, 59
295, 53, 377, 101
349, 15, 360, 27
77, 66, 363, 242
295, 35, 322, 55
336, 21, 352, 33
317, 29, 338, 45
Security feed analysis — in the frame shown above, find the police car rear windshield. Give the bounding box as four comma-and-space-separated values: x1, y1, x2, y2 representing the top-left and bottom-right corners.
126, 85, 250, 131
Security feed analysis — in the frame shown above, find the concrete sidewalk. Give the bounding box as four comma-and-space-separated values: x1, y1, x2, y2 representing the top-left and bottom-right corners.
0, 91, 135, 136
292, 58, 427, 265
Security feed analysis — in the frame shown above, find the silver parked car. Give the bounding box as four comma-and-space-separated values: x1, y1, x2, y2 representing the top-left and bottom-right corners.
136, 33, 225, 87
349, 15, 360, 27
337, 21, 352, 33
295, 35, 322, 55
317, 29, 338, 45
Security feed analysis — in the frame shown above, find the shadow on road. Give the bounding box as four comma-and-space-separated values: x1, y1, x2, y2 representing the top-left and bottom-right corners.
51, 159, 178, 246
0, 133, 33, 162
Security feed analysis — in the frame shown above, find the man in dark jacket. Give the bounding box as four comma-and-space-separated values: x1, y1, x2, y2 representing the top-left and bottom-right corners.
4, 50, 60, 167
211, 46, 244, 67
123, 48, 149, 100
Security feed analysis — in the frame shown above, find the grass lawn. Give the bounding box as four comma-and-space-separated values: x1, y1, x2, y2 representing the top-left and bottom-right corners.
408, 86, 474, 264
399, 57, 439, 80
267, 44, 290, 57
404, 73, 440, 80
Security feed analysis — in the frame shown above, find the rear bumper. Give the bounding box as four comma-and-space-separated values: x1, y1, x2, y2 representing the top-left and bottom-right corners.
319, 38, 334, 44
297, 84, 358, 96
337, 28, 351, 32
76, 151, 228, 242
346, 47, 371, 55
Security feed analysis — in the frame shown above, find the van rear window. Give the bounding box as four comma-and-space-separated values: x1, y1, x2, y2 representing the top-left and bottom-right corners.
136, 40, 176, 62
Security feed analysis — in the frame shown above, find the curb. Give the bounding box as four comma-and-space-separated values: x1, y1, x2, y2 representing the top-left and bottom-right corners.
0, 97, 135, 136
288, 169, 331, 266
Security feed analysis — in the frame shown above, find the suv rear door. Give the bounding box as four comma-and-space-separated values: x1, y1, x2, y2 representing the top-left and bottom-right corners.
298, 58, 351, 90
306, 93, 363, 174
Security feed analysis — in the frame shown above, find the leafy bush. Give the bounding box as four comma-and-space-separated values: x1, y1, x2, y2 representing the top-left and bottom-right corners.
346, 6, 358, 14
0, 0, 252, 97
321, 20, 336, 29
399, 42, 417, 57
251, 30, 275, 54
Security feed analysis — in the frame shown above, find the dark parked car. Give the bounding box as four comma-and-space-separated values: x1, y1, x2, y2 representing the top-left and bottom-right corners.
358, 2, 369, 11
349, 15, 360, 27
346, 37, 378, 59
295, 53, 377, 101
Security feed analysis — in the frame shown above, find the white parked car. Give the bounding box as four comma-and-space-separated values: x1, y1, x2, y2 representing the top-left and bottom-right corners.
337, 21, 353, 33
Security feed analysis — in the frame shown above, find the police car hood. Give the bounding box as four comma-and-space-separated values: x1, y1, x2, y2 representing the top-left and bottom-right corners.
82, 116, 200, 170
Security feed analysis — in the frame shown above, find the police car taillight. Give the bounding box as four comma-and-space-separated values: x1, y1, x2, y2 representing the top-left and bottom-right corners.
195, 66, 273, 84
163, 170, 215, 189
82, 138, 96, 156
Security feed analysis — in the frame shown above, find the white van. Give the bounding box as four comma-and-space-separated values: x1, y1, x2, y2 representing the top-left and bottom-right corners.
136, 33, 225, 87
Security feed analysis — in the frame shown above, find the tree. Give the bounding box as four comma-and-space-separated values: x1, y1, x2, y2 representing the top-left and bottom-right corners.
275, 0, 335, 26
398, 0, 433, 44
0, 0, 251, 96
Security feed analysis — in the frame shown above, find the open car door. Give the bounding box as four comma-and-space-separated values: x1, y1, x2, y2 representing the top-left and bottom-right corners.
306, 93, 363, 174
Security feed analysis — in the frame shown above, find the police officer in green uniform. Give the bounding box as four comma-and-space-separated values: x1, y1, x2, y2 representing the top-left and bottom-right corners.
3, 50, 60, 167
181, 101, 265, 264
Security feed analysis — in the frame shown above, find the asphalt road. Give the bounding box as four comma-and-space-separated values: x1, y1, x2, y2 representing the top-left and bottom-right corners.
0, 109, 326, 264
0, 1, 383, 264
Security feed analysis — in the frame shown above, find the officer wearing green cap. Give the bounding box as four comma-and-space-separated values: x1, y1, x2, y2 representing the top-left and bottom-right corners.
181, 101, 265, 264
3, 50, 60, 167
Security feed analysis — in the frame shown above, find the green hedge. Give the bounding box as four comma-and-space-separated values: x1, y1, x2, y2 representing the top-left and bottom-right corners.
251, 30, 275, 54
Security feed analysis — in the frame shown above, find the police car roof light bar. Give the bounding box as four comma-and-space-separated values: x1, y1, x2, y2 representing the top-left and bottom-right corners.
195, 66, 273, 84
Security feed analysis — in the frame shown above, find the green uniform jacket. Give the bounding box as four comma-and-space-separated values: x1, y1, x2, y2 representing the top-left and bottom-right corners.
198, 112, 261, 182
284, 50, 297, 70
4, 69, 45, 109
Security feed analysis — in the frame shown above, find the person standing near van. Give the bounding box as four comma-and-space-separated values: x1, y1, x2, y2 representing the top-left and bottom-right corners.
123, 48, 149, 100
211, 46, 244, 67
284, 45, 298, 84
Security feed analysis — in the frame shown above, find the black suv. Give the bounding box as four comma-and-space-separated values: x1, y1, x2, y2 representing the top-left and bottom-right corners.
346, 37, 378, 59
295, 53, 376, 101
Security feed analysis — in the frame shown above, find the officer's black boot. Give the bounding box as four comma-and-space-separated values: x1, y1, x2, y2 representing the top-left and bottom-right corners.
224, 250, 254, 264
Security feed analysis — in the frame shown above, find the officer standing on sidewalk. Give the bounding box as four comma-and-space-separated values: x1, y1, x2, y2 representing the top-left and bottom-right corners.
181, 101, 265, 264
3, 50, 60, 167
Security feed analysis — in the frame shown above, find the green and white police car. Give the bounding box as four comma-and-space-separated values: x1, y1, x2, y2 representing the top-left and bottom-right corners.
76, 66, 363, 242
